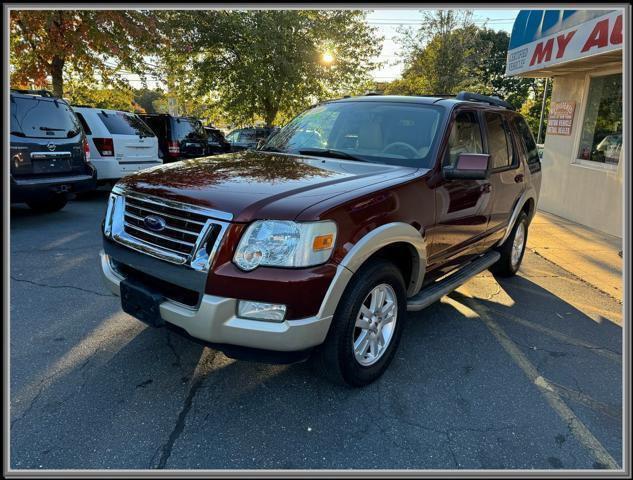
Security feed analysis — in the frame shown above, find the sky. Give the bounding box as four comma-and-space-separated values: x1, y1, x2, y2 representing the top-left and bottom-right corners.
367, 8, 520, 81
126, 8, 520, 89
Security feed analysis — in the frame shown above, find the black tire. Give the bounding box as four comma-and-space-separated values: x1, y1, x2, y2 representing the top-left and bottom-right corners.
490, 211, 529, 277
311, 258, 407, 387
26, 194, 68, 213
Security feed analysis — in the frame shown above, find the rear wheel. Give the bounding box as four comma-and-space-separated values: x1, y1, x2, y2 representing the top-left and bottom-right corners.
311, 259, 407, 387
26, 193, 68, 213
490, 211, 528, 277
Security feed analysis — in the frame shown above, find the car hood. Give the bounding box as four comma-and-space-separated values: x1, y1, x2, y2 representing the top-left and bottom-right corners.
117, 150, 418, 222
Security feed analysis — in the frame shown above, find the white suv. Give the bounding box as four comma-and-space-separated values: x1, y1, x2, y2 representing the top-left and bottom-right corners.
73, 107, 161, 183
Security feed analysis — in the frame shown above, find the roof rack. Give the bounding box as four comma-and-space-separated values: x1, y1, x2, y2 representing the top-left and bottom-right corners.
455, 91, 515, 110
11, 88, 56, 98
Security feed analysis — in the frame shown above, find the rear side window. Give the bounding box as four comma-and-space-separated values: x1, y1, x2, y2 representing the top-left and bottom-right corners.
75, 112, 92, 135
11, 96, 81, 139
207, 131, 224, 143
171, 118, 206, 141
98, 111, 155, 137
238, 130, 257, 142
484, 113, 513, 169
446, 111, 483, 167
141, 116, 166, 138
512, 116, 540, 165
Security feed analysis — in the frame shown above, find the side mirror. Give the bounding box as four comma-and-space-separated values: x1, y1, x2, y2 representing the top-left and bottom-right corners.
443, 153, 490, 180
256, 139, 266, 150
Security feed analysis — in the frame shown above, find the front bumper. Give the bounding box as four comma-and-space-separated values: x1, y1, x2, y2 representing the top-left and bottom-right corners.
100, 250, 333, 352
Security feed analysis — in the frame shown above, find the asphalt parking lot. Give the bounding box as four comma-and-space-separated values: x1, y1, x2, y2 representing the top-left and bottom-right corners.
10, 190, 623, 470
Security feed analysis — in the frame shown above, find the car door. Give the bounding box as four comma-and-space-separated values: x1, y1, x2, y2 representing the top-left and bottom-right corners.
429, 109, 493, 268
482, 111, 526, 237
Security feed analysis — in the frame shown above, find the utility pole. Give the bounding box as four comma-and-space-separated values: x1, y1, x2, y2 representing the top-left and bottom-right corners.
536, 77, 549, 145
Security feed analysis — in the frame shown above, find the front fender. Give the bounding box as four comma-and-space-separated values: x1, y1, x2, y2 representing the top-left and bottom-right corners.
317, 222, 427, 319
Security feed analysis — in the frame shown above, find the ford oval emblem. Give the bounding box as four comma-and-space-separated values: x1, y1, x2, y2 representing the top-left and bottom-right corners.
143, 215, 166, 232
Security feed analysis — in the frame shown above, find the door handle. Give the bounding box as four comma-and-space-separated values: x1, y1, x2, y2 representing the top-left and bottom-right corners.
514, 174, 524, 183
480, 183, 492, 193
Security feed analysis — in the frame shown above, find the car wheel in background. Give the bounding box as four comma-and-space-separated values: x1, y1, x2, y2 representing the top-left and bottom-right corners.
490, 211, 529, 277
26, 193, 68, 213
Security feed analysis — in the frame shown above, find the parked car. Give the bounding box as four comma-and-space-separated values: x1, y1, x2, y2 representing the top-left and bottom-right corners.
72, 106, 161, 185
225, 126, 278, 152
100, 92, 541, 386
204, 126, 231, 155
138, 114, 207, 162
10, 89, 96, 212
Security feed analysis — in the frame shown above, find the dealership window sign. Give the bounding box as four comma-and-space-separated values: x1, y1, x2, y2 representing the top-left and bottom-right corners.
547, 101, 576, 136
506, 10, 622, 75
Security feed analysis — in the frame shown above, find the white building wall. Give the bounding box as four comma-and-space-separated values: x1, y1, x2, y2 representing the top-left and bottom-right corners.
539, 72, 623, 238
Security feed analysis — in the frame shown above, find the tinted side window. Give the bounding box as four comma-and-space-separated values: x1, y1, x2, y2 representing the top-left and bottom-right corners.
98, 112, 155, 137
75, 112, 92, 135
513, 116, 540, 164
238, 130, 257, 142
446, 111, 483, 167
485, 113, 512, 169
172, 118, 205, 141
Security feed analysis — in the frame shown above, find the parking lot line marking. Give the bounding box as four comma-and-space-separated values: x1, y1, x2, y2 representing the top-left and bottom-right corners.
447, 295, 620, 470
540, 379, 622, 420
485, 307, 621, 363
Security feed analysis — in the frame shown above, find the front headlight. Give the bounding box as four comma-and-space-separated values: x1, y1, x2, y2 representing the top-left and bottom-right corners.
233, 220, 337, 271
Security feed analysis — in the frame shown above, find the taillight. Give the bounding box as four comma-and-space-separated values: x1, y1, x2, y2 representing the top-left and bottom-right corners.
83, 137, 91, 161
167, 140, 180, 157
93, 138, 114, 157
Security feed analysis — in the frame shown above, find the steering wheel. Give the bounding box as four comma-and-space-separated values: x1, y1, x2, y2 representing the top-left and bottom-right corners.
382, 142, 419, 158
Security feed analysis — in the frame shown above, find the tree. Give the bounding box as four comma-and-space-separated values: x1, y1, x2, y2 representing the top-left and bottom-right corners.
174, 10, 381, 126
134, 88, 166, 114
10, 10, 162, 97
387, 10, 479, 95
386, 10, 536, 110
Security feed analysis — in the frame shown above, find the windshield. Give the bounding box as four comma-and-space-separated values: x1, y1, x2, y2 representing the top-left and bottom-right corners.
98, 111, 155, 137
11, 96, 81, 139
263, 101, 445, 167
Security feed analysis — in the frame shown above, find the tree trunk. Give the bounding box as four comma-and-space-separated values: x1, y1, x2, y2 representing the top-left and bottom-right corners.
264, 108, 277, 127
50, 56, 65, 97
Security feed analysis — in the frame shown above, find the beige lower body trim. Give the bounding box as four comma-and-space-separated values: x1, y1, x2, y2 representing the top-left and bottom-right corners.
100, 251, 332, 351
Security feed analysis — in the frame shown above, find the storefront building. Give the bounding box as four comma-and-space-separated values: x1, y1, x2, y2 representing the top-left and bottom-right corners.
507, 9, 624, 238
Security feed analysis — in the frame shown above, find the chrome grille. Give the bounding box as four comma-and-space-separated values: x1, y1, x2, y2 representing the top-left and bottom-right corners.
104, 186, 232, 272
123, 194, 204, 255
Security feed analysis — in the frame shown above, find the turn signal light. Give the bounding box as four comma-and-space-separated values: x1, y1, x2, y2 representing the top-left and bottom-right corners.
313, 233, 334, 251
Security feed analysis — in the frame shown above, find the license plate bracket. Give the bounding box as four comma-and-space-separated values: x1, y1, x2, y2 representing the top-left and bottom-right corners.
120, 278, 165, 327
33, 158, 72, 173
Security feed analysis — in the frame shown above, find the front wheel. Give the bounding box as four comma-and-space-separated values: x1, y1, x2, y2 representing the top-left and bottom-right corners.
311, 259, 407, 387
490, 211, 529, 277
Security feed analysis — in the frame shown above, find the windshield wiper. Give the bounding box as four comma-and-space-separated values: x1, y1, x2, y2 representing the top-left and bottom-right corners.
11, 130, 26, 137
40, 126, 64, 131
298, 148, 367, 162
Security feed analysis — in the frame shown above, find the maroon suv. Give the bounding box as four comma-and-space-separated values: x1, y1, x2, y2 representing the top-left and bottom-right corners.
100, 93, 541, 386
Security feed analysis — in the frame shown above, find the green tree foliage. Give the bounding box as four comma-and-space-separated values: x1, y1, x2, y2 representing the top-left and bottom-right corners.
64, 76, 143, 112
10, 10, 162, 97
384, 10, 537, 111
519, 78, 552, 143
133, 88, 166, 114
170, 10, 381, 126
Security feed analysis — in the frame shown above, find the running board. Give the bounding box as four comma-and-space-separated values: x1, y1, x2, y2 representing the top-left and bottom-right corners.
407, 251, 501, 312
